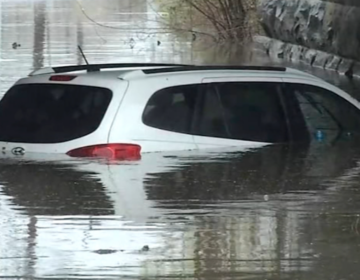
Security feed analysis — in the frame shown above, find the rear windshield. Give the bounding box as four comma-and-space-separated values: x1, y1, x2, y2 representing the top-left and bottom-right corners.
0, 84, 112, 143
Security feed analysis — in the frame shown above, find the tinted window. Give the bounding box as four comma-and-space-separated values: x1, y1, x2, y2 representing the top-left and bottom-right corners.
286, 84, 360, 140
194, 82, 289, 143
0, 84, 112, 143
142, 85, 198, 134
192, 84, 227, 138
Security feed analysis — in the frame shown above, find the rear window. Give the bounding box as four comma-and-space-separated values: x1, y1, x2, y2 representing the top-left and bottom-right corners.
0, 84, 112, 143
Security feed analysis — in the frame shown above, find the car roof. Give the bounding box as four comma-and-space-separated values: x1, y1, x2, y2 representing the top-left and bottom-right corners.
26, 63, 322, 83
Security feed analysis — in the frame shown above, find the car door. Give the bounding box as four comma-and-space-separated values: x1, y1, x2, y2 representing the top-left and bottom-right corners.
192, 77, 290, 149
281, 78, 360, 143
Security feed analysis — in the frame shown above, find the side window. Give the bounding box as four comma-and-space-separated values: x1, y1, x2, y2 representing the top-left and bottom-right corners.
142, 85, 198, 134
192, 84, 228, 138
286, 83, 360, 140
193, 82, 289, 143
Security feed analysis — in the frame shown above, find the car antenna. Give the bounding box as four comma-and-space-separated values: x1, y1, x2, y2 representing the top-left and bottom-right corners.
78, 45, 90, 65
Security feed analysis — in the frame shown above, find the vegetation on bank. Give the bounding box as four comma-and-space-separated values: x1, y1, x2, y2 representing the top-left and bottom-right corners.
153, 0, 261, 43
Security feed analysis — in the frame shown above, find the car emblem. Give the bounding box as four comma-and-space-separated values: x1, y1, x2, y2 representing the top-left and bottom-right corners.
11, 147, 25, 156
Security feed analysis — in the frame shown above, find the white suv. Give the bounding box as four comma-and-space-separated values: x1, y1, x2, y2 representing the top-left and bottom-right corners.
1, 63, 360, 160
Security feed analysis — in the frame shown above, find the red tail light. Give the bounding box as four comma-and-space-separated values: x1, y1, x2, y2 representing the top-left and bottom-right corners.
50, 75, 77, 82
66, 144, 141, 160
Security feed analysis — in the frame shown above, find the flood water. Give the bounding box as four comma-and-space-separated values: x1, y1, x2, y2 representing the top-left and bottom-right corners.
2, 0, 360, 279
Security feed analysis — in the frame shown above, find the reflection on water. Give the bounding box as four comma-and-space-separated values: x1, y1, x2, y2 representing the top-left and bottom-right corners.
2, 142, 360, 278
2, 0, 360, 279
33, 1, 46, 69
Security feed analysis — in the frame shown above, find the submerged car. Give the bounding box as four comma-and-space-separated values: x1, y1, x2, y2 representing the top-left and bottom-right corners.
0, 62, 359, 160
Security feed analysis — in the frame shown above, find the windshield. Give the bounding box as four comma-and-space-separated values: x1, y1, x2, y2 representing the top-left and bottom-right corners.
0, 84, 112, 143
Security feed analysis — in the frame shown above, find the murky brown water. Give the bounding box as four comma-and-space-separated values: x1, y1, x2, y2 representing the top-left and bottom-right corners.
3, 143, 360, 279
2, 0, 360, 279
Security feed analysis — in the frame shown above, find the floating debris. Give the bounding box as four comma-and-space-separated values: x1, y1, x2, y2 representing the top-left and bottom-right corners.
141, 245, 150, 252
12, 42, 21, 49
93, 249, 117, 255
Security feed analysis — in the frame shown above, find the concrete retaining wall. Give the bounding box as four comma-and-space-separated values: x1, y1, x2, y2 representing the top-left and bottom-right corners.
256, 0, 360, 77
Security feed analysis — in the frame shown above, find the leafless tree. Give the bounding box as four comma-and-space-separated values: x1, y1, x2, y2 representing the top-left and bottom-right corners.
155, 0, 260, 43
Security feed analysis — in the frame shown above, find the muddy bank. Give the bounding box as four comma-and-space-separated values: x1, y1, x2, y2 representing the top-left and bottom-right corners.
256, 0, 360, 77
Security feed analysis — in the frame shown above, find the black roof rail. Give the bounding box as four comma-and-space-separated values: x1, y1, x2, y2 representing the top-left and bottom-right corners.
51, 63, 193, 74
142, 65, 287, 74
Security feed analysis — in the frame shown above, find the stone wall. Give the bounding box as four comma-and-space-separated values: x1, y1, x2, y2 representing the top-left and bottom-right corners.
256, 0, 360, 77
